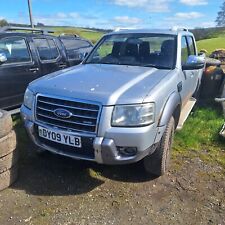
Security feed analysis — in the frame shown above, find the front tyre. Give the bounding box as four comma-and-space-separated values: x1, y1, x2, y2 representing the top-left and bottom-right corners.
143, 116, 175, 177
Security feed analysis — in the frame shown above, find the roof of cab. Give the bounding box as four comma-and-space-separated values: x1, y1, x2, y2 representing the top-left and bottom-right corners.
0, 32, 56, 38
107, 28, 193, 36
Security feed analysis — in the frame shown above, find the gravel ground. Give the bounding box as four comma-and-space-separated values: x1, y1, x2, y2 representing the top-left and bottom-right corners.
0, 137, 224, 225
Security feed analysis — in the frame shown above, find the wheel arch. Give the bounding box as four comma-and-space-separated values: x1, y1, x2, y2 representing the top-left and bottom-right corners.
158, 91, 181, 129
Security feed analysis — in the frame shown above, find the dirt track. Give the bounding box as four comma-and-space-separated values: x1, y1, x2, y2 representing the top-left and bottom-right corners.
0, 135, 224, 225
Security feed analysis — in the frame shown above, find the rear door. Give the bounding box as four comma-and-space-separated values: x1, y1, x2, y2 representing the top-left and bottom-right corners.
0, 36, 41, 109
33, 37, 67, 75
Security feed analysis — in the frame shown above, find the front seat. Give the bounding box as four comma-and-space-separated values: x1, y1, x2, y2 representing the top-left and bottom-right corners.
160, 40, 175, 67
139, 41, 150, 63
125, 43, 139, 59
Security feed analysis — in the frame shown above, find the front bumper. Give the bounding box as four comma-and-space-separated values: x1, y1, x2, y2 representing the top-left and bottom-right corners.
21, 105, 161, 165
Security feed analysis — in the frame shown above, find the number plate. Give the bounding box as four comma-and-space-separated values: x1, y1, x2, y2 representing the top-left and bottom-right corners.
38, 126, 82, 148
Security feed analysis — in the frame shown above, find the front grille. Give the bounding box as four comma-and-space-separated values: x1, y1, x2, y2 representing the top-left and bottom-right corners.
35, 95, 101, 134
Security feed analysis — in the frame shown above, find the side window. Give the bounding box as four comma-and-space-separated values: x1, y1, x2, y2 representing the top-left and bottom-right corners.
0, 37, 31, 64
74, 40, 92, 48
181, 36, 189, 65
60, 39, 91, 50
33, 38, 59, 61
96, 40, 113, 58
60, 39, 92, 60
48, 39, 60, 59
186, 36, 196, 55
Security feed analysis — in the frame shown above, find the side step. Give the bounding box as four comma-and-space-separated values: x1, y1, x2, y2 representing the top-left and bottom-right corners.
176, 97, 196, 130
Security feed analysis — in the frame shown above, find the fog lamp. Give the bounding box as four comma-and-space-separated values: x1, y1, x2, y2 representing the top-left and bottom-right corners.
118, 147, 137, 156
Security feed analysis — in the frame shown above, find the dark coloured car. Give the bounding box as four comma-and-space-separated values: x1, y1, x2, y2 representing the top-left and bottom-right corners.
0, 27, 93, 110
58, 34, 93, 66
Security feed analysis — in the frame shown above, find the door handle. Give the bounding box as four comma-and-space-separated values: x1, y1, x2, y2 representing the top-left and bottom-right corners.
29, 67, 39, 72
190, 71, 195, 77
58, 64, 67, 69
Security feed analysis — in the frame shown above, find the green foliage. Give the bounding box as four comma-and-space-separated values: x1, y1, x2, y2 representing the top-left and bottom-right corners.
49, 27, 105, 43
196, 37, 225, 54
215, 1, 225, 27
174, 102, 225, 167
0, 19, 8, 27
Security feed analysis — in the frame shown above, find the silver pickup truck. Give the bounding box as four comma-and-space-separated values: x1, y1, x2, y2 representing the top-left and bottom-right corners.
21, 28, 205, 176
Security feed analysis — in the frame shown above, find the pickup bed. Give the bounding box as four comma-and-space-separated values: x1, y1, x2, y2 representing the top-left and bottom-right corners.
21, 28, 205, 176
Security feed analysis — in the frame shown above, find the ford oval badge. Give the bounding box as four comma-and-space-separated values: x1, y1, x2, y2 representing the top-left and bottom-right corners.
54, 108, 72, 119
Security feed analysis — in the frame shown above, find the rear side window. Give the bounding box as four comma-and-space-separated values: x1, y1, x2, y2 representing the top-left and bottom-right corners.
33, 38, 59, 61
181, 36, 189, 65
60, 38, 91, 50
186, 36, 196, 55
60, 38, 92, 60
0, 37, 31, 64
48, 39, 59, 59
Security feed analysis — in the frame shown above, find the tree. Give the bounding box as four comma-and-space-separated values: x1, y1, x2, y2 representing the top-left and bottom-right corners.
0, 19, 8, 27
37, 22, 45, 27
216, 1, 225, 26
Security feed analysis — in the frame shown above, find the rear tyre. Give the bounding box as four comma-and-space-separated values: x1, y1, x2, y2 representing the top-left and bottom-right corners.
0, 150, 19, 173
0, 130, 17, 158
0, 166, 18, 191
143, 116, 175, 177
0, 109, 13, 139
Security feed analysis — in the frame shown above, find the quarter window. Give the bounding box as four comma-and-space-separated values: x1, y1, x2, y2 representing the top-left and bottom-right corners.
0, 37, 31, 64
60, 38, 92, 60
33, 38, 59, 61
60, 39, 92, 50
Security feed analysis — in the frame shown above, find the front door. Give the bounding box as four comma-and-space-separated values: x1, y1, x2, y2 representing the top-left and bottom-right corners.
0, 36, 40, 109
179, 36, 196, 105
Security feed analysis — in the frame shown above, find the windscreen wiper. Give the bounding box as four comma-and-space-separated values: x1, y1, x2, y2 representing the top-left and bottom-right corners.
142, 64, 171, 69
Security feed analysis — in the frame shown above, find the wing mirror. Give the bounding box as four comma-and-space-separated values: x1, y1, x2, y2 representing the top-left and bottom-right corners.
74, 52, 89, 62
80, 52, 89, 61
0, 52, 7, 64
182, 55, 205, 70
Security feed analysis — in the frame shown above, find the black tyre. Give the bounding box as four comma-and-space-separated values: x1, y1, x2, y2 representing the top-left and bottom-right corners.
144, 116, 175, 176
0, 130, 17, 158
0, 166, 18, 191
0, 109, 13, 139
0, 150, 19, 173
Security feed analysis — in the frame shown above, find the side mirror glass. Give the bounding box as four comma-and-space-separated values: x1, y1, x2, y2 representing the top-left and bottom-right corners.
182, 55, 205, 70
80, 52, 88, 61
0, 52, 7, 64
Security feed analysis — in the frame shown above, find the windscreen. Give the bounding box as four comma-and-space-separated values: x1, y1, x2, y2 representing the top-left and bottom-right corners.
85, 33, 177, 69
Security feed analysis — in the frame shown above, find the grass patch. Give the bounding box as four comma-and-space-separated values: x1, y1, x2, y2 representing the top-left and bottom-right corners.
49, 27, 105, 43
174, 101, 225, 167
197, 36, 225, 55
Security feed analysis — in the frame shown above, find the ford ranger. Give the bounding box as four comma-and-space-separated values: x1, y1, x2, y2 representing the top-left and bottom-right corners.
21, 28, 205, 176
